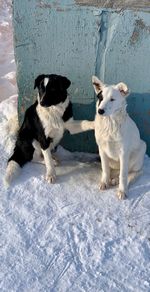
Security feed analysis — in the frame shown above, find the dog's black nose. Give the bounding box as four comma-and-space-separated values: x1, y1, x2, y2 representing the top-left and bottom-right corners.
98, 109, 105, 115
40, 100, 45, 106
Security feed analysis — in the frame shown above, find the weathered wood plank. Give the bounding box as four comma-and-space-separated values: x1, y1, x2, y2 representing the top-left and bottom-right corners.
76, 0, 150, 9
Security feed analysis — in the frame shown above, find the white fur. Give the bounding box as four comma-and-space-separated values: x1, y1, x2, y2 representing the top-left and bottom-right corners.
36, 97, 69, 150
44, 77, 49, 87
35, 98, 69, 182
36, 96, 94, 149
36, 97, 94, 183
65, 117, 95, 134
4, 161, 20, 187
92, 76, 146, 199
41, 148, 56, 183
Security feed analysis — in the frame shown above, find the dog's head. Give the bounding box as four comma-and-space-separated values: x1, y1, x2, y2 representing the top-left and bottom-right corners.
34, 74, 71, 107
92, 76, 129, 116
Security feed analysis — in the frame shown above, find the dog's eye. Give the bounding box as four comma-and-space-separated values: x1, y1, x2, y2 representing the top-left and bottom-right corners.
110, 98, 115, 102
97, 91, 103, 101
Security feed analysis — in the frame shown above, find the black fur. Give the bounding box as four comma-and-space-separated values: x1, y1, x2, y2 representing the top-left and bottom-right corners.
8, 101, 53, 167
34, 74, 71, 107
97, 91, 103, 106
34, 74, 46, 89
62, 102, 73, 122
8, 74, 72, 168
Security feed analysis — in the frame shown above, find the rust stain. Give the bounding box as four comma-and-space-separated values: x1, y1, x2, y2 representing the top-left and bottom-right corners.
130, 18, 150, 45
130, 30, 140, 44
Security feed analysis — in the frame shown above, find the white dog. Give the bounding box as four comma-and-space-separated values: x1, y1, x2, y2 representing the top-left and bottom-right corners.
92, 76, 146, 199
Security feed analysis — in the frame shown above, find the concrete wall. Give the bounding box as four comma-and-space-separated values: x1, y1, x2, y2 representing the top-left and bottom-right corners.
13, 0, 150, 154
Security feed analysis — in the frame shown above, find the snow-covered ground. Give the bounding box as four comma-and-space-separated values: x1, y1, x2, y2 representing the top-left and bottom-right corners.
0, 97, 150, 292
0, 0, 17, 102
0, 1, 150, 291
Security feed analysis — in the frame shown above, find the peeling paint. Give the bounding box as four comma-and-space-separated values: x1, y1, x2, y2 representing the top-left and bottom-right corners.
130, 18, 150, 45
136, 18, 150, 32
14, 11, 23, 24
37, 1, 52, 9
56, 7, 65, 12
56, 7, 71, 12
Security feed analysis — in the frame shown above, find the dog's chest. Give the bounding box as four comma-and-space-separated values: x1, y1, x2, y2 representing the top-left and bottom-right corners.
101, 141, 121, 161
95, 114, 124, 160
37, 105, 64, 147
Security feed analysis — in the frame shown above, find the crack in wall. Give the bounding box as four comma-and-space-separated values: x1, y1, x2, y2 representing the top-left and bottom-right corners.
95, 11, 109, 82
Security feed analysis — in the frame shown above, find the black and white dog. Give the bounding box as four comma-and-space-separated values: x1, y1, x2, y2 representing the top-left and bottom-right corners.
4, 74, 94, 186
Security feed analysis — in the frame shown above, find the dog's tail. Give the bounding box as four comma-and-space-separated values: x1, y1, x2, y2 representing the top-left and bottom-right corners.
4, 160, 21, 188
6, 114, 19, 136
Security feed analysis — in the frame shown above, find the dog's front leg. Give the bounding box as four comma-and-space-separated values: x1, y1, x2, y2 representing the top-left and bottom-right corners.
65, 118, 95, 134
98, 147, 110, 190
117, 151, 129, 199
41, 148, 56, 183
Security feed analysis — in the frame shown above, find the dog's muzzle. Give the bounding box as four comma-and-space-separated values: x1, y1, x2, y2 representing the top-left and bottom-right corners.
40, 100, 45, 106
40, 94, 46, 106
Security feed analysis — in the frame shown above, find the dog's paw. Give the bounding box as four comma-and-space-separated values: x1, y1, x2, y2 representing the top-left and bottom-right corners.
45, 172, 56, 184
99, 182, 108, 190
110, 177, 119, 186
117, 190, 127, 200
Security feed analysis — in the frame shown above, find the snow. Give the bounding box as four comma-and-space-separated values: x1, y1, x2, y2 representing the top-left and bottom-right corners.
0, 1, 150, 291
0, 97, 150, 292
0, 0, 17, 102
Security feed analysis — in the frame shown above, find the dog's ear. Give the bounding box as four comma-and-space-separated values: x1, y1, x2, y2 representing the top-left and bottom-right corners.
34, 74, 46, 89
116, 82, 129, 97
60, 76, 71, 89
92, 76, 104, 94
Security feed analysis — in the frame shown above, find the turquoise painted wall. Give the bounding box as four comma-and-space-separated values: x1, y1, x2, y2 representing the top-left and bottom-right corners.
13, 0, 150, 154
